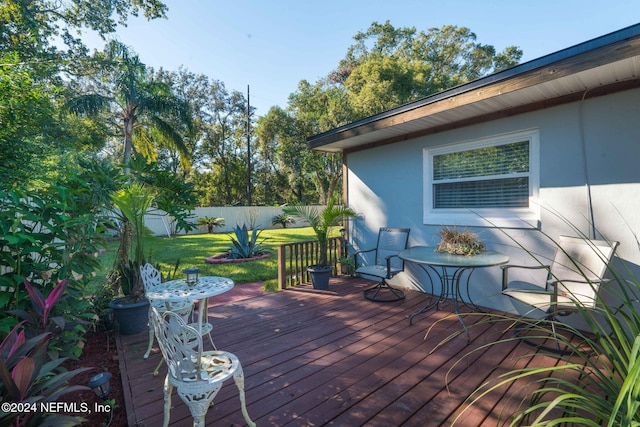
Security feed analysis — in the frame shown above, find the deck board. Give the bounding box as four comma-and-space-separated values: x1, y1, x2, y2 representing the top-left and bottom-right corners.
116, 277, 584, 426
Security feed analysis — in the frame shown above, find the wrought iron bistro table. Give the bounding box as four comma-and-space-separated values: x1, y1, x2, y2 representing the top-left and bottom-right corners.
398, 246, 509, 341
145, 276, 234, 337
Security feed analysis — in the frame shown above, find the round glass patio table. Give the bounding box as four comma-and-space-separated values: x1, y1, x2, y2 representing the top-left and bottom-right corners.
145, 276, 234, 336
398, 246, 509, 341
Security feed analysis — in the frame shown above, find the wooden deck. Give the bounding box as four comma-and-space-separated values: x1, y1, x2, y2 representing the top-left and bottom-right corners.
116, 277, 577, 426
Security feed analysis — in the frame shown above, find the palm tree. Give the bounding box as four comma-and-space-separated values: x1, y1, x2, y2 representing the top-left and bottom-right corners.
283, 196, 358, 267
66, 40, 193, 170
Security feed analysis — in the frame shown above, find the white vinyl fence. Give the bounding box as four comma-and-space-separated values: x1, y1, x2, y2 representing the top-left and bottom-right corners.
143, 206, 323, 236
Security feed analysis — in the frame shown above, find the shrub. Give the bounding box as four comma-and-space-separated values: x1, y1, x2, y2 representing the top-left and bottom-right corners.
197, 216, 225, 233
272, 213, 295, 229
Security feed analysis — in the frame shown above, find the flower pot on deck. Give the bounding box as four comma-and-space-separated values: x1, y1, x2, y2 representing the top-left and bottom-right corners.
307, 266, 332, 290
108, 297, 150, 335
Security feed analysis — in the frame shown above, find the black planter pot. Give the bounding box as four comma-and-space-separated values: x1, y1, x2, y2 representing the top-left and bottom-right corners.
108, 297, 150, 335
307, 266, 332, 290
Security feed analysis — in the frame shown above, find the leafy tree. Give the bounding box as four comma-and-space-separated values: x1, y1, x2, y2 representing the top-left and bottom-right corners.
0, 0, 169, 186
335, 22, 523, 117
66, 41, 193, 170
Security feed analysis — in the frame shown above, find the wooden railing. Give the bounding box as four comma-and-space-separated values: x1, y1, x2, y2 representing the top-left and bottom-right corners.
277, 236, 344, 289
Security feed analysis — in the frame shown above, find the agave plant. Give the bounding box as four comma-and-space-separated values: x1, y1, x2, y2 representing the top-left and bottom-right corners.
228, 224, 267, 259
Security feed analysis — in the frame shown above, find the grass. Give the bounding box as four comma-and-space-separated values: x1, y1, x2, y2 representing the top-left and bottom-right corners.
92, 227, 317, 292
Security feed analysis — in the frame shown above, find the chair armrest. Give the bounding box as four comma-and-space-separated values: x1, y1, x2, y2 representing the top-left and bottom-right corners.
501, 264, 551, 290
385, 254, 402, 279
353, 247, 376, 267
546, 277, 608, 292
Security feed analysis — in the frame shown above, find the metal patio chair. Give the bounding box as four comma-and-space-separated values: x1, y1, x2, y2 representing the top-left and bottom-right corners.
355, 227, 410, 302
150, 307, 255, 427
502, 235, 619, 353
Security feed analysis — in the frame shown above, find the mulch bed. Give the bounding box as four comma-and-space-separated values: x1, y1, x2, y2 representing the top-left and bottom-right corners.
62, 328, 127, 426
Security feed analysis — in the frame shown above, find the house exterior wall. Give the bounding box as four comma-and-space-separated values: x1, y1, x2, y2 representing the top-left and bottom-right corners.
345, 88, 640, 319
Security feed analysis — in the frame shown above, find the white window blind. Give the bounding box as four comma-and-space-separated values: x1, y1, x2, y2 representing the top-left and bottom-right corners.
432, 141, 530, 208
423, 129, 540, 228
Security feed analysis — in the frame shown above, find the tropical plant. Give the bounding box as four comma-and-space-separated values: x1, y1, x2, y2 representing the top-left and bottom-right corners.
283, 197, 358, 267
271, 213, 295, 229
228, 225, 267, 259
197, 216, 225, 233
435, 226, 486, 256
107, 183, 155, 301
65, 40, 193, 170
0, 323, 91, 427
447, 224, 640, 426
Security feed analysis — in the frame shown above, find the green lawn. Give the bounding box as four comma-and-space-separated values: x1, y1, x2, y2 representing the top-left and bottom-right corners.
94, 226, 317, 291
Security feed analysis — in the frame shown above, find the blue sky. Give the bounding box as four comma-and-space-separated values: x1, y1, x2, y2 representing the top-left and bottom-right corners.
83, 0, 640, 115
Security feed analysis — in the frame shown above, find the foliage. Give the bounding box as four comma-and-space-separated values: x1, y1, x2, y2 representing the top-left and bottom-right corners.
0, 0, 169, 187
197, 216, 226, 233
283, 197, 358, 267
272, 213, 295, 228
335, 22, 522, 117
338, 256, 355, 275
228, 225, 267, 259
66, 40, 193, 170
0, 323, 91, 427
449, 224, 640, 426
127, 157, 197, 234
435, 227, 486, 256
0, 188, 106, 334
108, 183, 154, 299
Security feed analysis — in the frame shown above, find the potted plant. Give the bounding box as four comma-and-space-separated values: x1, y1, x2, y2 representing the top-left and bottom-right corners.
435, 226, 485, 256
283, 197, 358, 289
106, 183, 154, 334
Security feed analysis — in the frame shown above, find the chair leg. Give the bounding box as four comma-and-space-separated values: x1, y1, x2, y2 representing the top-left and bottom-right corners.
153, 357, 164, 377
363, 280, 405, 302
514, 318, 576, 355
163, 376, 172, 427
232, 364, 256, 427
144, 314, 154, 359
177, 384, 222, 427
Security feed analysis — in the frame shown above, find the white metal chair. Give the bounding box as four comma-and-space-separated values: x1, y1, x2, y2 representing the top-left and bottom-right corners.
150, 307, 255, 427
502, 235, 619, 352
355, 227, 410, 302
141, 263, 196, 360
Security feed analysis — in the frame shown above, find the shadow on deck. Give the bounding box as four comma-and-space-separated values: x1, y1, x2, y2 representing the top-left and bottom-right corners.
116, 277, 575, 426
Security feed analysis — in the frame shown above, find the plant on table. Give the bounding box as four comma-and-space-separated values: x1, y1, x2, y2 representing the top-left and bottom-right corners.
435, 226, 485, 256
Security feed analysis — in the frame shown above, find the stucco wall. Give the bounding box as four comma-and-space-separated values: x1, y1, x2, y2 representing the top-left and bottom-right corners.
345, 88, 640, 321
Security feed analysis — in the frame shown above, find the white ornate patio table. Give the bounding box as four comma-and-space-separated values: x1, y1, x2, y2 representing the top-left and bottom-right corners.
398, 246, 509, 342
145, 276, 234, 336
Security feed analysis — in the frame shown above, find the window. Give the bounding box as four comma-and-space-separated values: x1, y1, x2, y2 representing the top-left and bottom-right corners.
424, 129, 539, 228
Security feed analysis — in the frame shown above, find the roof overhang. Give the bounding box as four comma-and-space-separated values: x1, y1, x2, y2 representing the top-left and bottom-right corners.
308, 24, 640, 153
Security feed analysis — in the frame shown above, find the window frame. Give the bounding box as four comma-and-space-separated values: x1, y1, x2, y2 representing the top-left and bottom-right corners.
423, 129, 540, 228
